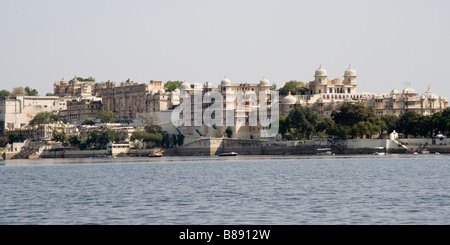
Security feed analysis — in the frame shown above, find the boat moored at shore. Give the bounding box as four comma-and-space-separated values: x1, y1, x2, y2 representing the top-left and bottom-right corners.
218, 152, 238, 156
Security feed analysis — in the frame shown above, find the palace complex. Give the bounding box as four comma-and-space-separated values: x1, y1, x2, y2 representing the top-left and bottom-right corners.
280, 65, 448, 118
1, 66, 448, 140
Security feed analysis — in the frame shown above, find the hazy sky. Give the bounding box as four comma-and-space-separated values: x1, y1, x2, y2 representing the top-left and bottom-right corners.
1, 0, 450, 99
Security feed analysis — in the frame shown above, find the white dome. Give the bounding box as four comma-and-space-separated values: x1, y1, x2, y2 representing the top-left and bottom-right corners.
221, 76, 231, 86
390, 89, 399, 94
402, 85, 416, 94
180, 81, 191, 90
315, 65, 327, 77
158, 88, 165, 94
282, 92, 297, 104
260, 77, 270, 86
344, 65, 356, 77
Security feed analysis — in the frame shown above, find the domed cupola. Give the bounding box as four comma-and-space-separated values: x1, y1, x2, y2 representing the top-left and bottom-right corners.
180, 81, 191, 90
344, 65, 357, 77
344, 64, 357, 85
260, 77, 270, 86
282, 92, 297, 105
315, 64, 328, 85
402, 85, 416, 95
221, 76, 231, 86
315, 64, 327, 77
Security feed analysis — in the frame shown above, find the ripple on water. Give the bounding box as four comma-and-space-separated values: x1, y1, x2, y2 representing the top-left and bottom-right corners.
1, 155, 450, 224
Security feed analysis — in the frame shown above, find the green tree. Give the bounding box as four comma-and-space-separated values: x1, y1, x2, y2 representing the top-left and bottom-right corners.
278, 115, 288, 136
76, 77, 95, 82
68, 136, 81, 147
330, 104, 383, 138
278, 81, 309, 96
0, 135, 9, 147
161, 133, 173, 148
96, 110, 116, 123
225, 127, 233, 138
8, 132, 24, 143
131, 131, 148, 141
380, 114, 399, 135
29, 112, 58, 126
432, 108, 450, 135
286, 106, 319, 139
81, 119, 96, 125
164, 81, 183, 92
52, 129, 67, 143
130, 125, 163, 147
10, 87, 26, 96
0, 90, 10, 99
332, 104, 379, 127
144, 124, 162, 134
24, 86, 38, 96
333, 125, 351, 139
315, 116, 335, 137
350, 121, 380, 139
86, 129, 120, 149
397, 111, 420, 138
417, 114, 433, 137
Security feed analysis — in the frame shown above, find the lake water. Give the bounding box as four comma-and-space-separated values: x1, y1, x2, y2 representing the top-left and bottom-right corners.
1, 154, 449, 225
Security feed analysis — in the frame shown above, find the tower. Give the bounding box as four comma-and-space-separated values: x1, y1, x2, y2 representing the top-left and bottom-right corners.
343, 64, 357, 85
343, 64, 357, 94
315, 64, 328, 85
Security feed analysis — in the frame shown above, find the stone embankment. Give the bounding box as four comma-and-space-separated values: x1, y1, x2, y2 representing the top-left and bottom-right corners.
165, 137, 450, 156
3, 137, 449, 159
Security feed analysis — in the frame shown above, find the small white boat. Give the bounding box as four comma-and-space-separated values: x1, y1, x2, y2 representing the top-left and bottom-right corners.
218, 152, 238, 156
149, 152, 163, 157
374, 152, 387, 155
317, 148, 335, 155
373, 147, 387, 155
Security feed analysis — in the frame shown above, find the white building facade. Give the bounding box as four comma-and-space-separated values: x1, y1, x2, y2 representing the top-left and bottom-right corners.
0, 96, 66, 131
280, 65, 448, 117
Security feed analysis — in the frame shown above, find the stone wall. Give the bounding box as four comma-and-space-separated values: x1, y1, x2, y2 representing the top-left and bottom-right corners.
40, 149, 108, 158
172, 138, 413, 156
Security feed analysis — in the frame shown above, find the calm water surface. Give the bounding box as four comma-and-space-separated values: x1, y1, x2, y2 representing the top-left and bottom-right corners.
1, 154, 449, 224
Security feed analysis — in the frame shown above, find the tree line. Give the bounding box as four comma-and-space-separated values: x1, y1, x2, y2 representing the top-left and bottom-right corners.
0, 86, 39, 98
280, 104, 450, 140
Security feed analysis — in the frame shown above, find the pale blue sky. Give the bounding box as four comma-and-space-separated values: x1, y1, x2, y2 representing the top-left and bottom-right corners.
1, 0, 449, 99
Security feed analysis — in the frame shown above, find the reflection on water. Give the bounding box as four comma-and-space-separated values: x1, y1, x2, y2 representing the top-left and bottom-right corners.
1, 154, 449, 224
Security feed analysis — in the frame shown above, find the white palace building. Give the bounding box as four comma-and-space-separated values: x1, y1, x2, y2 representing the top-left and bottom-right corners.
280, 65, 448, 117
